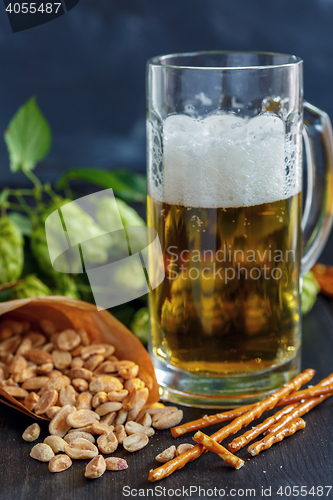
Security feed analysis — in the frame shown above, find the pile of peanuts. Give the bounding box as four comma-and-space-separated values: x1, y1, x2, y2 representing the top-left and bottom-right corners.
0, 318, 183, 478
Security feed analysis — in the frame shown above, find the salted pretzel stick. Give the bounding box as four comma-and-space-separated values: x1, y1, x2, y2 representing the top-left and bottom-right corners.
171, 371, 329, 439
265, 394, 331, 436
171, 404, 255, 438
248, 417, 306, 456
229, 375, 333, 452
276, 373, 333, 406
248, 394, 331, 456
228, 403, 298, 452
148, 369, 314, 482
193, 431, 244, 470
277, 384, 333, 406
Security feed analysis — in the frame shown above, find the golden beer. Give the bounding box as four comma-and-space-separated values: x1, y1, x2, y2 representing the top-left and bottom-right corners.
148, 193, 302, 376
147, 51, 333, 406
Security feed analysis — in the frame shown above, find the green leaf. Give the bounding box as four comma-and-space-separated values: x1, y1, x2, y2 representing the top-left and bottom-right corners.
7, 212, 33, 236
56, 168, 147, 203
4, 96, 52, 173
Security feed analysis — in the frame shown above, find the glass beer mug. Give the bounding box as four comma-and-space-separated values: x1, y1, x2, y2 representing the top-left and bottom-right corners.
146, 52, 333, 407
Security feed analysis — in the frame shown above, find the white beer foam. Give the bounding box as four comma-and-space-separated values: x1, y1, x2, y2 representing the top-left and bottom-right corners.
149, 113, 301, 208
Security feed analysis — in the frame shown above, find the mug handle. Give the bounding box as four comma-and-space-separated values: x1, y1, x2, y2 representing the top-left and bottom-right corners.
301, 101, 333, 274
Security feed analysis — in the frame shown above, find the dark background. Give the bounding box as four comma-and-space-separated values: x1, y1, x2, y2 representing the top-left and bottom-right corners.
0, 0, 333, 259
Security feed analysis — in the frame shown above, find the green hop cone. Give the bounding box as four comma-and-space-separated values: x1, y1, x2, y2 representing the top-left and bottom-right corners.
0, 217, 24, 284
302, 271, 320, 315
13, 274, 51, 299
31, 197, 113, 278
130, 307, 149, 345
95, 196, 147, 258
53, 274, 80, 299
96, 196, 145, 230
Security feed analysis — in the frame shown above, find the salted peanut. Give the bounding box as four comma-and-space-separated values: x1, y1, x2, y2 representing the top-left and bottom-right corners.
23, 392, 39, 411
69, 368, 93, 381
114, 409, 128, 426
44, 375, 71, 393
176, 444, 194, 456
0, 335, 21, 356
46, 406, 61, 419
77, 328, 90, 347
71, 378, 88, 392
97, 431, 118, 454
34, 389, 58, 415
136, 412, 152, 428
57, 330, 81, 351
92, 391, 108, 408
123, 433, 149, 452
81, 344, 106, 360
99, 344, 115, 358
42, 343, 54, 353
85, 455, 106, 479
4, 386, 28, 398
0, 360, 8, 373
76, 391, 93, 410
70, 345, 83, 357
71, 357, 84, 369
114, 425, 127, 444
25, 332, 46, 348
64, 438, 98, 459
26, 361, 37, 369
118, 361, 139, 380
66, 409, 100, 428
127, 388, 149, 421
100, 412, 117, 425
14, 368, 37, 383
59, 385, 76, 407
91, 422, 114, 435
52, 350, 72, 370
89, 375, 123, 393
22, 423, 41, 442
145, 404, 171, 415
5, 320, 30, 334
108, 389, 128, 402
122, 389, 137, 411
68, 425, 96, 435
125, 421, 155, 437
64, 432, 95, 444
36, 362, 54, 375
8, 355, 28, 374
155, 445, 177, 463
50, 332, 61, 345
30, 443, 55, 462
84, 354, 104, 372
22, 376, 49, 391
105, 457, 128, 471
0, 325, 13, 340
152, 409, 183, 430
94, 361, 118, 375
1, 353, 14, 364
16, 338, 32, 356
49, 405, 76, 437
107, 355, 118, 361
95, 402, 122, 417
47, 369, 63, 379
137, 370, 153, 391
44, 435, 67, 453
49, 454, 72, 473
40, 319, 57, 335
0, 377, 17, 388
27, 348, 53, 365
125, 378, 145, 392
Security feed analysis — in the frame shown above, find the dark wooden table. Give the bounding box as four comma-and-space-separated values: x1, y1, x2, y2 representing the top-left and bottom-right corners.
1, 297, 332, 500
